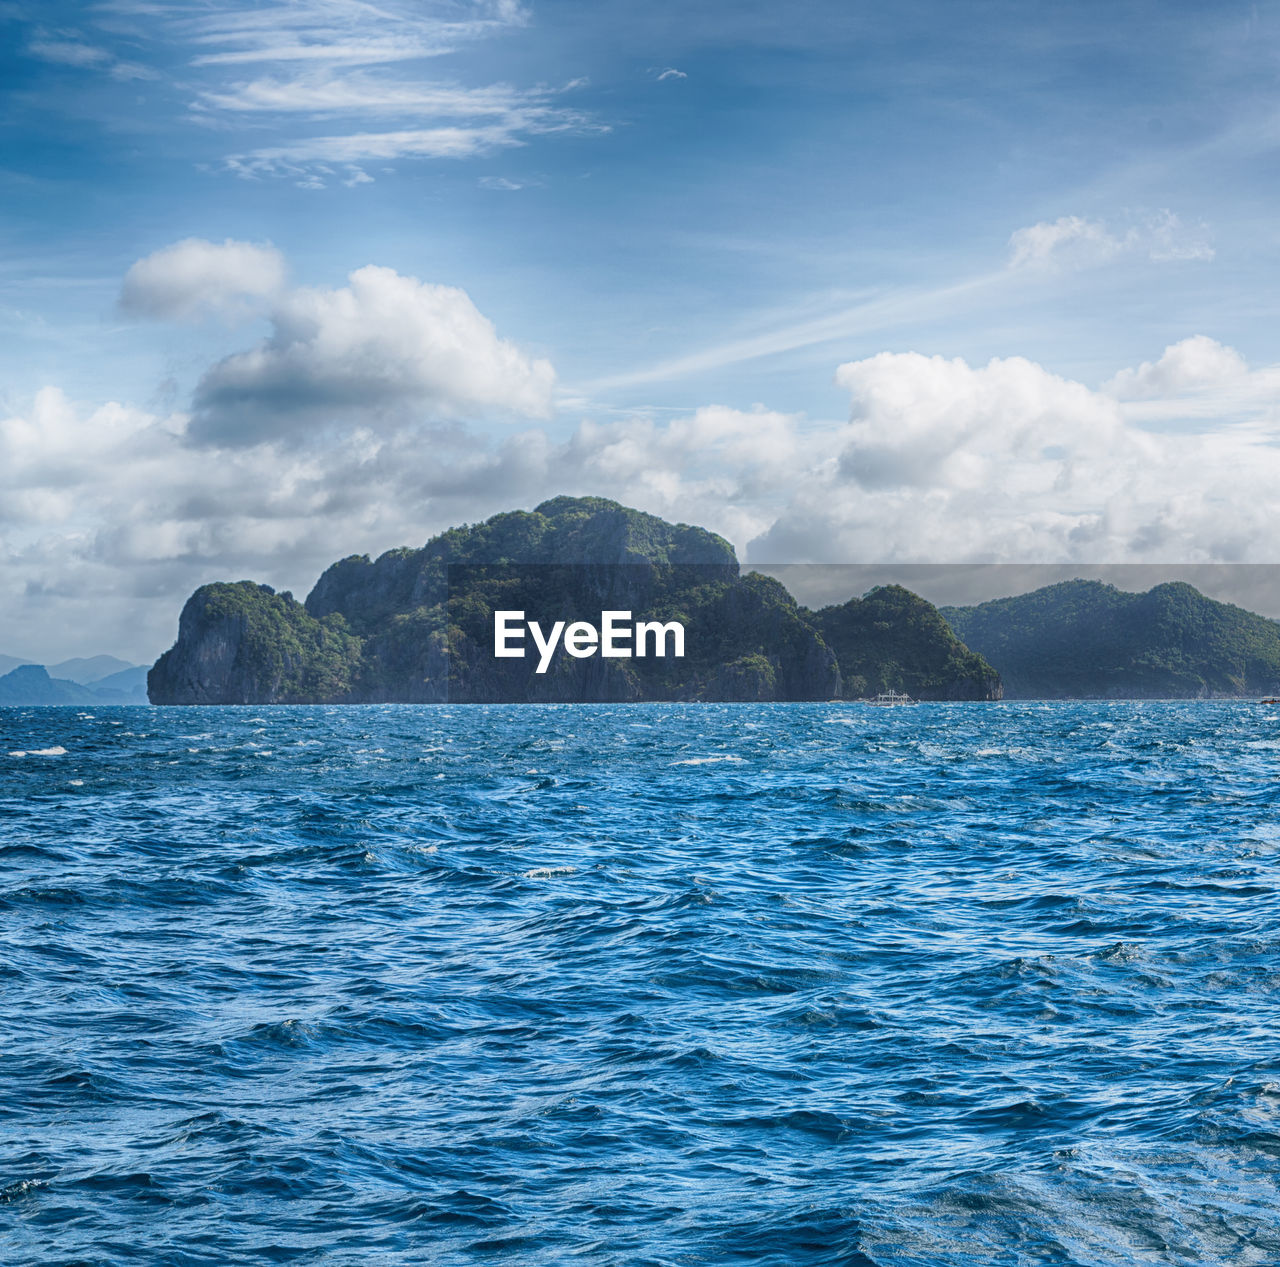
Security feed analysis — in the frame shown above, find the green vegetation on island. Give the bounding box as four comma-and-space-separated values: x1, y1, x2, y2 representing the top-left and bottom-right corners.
149, 497, 1002, 704
942, 579, 1280, 698
815, 585, 1003, 701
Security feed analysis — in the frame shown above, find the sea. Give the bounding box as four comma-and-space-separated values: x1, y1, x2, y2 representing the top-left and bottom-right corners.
3, 701, 1280, 1266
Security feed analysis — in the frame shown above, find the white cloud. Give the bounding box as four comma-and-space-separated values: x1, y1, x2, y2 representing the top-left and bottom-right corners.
214, 74, 601, 180
174, 2, 596, 183
228, 125, 526, 176
25, 30, 161, 81
197, 73, 538, 117
1144, 209, 1215, 262
27, 38, 111, 68
181, 0, 525, 68
1104, 335, 1248, 399
120, 238, 287, 322
1009, 211, 1214, 271
834, 351, 1129, 493
751, 343, 1273, 563
657, 68, 687, 81
1008, 216, 1120, 270
189, 264, 556, 444
39, 2, 591, 182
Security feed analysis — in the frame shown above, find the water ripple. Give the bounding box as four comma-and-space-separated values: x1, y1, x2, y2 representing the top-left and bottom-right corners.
2, 701, 1280, 1264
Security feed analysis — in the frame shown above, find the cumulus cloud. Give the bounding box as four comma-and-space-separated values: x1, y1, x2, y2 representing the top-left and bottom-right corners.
189, 264, 555, 445
751, 341, 1272, 563
1009, 211, 1214, 271
835, 351, 1126, 492
1104, 334, 1247, 398
120, 238, 287, 322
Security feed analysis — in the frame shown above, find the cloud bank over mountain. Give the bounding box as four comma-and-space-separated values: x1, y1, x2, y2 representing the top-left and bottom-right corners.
7, 237, 1280, 660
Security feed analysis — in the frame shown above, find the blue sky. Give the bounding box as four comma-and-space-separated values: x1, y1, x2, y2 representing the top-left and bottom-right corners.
2, 0, 1280, 660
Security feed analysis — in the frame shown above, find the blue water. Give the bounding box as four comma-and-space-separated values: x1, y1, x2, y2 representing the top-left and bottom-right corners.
3, 702, 1280, 1265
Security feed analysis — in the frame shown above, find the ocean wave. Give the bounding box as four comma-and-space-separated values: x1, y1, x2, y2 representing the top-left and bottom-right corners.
3, 700, 1280, 1265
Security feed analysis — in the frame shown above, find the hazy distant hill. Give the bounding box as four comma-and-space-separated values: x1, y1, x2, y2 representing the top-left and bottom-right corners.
149, 497, 1001, 704
88, 666, 149, 700
47, 655, 139, 685
0, 662, 150, 705
942, 579, 1280, 698
0, 665, 99, 705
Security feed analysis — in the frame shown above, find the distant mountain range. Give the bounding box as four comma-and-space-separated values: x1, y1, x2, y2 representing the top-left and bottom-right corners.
0, 658, 149, 705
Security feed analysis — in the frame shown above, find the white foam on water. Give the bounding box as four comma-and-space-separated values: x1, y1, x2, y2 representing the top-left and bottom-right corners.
523, 865, 578, 879
672, 755, 746, 766
9, 746, 67, 757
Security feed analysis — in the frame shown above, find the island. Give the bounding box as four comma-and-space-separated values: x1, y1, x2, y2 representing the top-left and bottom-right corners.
942, 578, 1280, 698
148, 497, 1002, 704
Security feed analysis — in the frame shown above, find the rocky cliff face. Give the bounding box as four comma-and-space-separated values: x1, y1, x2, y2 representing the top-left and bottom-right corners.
148, 498, 998, 705
148, 582, 362, 704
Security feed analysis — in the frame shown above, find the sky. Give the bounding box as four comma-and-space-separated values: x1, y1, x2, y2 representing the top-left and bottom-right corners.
3, 0, 1280, 662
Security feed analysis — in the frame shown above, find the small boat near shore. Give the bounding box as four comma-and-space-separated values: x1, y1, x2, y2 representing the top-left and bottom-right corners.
863, 690, 917, 707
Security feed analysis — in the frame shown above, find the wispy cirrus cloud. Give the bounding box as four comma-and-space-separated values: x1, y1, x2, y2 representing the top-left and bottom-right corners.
176, 0, 526, 67
27, 37, 111, 68
25, 29, 159, 80
198, 73, 536, 117
38, 1, 598, 185
226, 125, 536, 181
1008, 210, 1214, 270
204, 70, 601, 182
